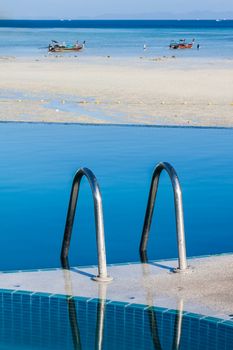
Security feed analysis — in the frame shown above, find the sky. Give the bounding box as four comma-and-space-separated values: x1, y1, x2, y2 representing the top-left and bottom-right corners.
0, 0, 233, 20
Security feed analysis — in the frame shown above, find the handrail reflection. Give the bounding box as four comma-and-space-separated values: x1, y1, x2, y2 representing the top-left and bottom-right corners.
62, 258, 108, 350
140, 258, 184, 350
62, 259, 82, 350
172, 300, 183, 350
95, 283, 107, 350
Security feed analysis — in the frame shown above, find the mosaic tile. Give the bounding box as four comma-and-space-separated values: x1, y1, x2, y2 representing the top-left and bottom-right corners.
0, 289, 231, 349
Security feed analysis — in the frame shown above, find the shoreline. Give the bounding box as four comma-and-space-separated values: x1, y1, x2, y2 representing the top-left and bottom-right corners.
0, 119, 233, 130
0, 56, 233, 127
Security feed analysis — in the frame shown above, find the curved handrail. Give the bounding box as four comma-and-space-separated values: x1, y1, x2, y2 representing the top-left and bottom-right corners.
139, 162, 188, 271
61, 167, 113, 282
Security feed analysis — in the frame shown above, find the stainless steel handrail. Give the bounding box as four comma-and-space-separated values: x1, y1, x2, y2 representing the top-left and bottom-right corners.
139, 162, 188, 271
61, 167, 113, 282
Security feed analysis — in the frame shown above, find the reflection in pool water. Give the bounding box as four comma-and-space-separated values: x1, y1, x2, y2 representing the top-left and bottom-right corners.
0, 287, 232, 350
0, 123, 232, 270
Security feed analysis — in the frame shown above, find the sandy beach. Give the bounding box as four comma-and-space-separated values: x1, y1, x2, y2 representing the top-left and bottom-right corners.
0, 55, 233, 126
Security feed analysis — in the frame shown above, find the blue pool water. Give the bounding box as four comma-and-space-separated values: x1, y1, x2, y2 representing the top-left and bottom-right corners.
0, 289, 233, 350
0, 20, 233, 59
0, 123, 232, 271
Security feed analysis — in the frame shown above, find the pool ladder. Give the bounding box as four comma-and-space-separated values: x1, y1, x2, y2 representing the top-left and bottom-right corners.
139, 162, 188, 272
61, 162, 188, 282
60, 167, 113, 282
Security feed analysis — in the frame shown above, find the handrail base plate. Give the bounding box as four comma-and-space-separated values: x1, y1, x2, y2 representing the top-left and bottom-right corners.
92, 275, 113, 283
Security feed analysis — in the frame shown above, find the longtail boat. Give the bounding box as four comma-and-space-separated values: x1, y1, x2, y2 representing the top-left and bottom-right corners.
48, 40, 85, 53
169, 39, 195, 49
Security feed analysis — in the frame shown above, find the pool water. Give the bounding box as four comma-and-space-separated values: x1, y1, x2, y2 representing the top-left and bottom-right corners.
0, 123, 232, 270
0, 289, 232, 350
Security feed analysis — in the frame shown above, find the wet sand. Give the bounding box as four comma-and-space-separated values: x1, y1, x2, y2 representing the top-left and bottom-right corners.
0, 56, 233, 126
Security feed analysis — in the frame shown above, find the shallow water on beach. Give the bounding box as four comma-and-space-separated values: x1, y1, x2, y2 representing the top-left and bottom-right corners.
0, 21, 233, 59
0, 123, 232, 271
0, 89, 126, 123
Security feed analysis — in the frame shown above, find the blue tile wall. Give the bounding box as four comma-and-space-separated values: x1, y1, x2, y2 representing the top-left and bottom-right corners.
0, 289, 232, 349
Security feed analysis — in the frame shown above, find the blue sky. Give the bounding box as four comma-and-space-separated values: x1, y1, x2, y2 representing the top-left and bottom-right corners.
0, 0, 233, 19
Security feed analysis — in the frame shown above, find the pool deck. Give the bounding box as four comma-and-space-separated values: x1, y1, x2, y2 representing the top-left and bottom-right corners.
1, 253, 233, 320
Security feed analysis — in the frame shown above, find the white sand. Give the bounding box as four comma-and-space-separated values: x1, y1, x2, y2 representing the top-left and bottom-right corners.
0, 56, 233, 126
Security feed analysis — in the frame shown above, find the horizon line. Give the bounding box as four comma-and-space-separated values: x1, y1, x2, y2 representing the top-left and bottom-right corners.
1, 18, 233, 21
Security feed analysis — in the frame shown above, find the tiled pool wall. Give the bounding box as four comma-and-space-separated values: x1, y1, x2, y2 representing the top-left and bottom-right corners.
0, 289, 233, 350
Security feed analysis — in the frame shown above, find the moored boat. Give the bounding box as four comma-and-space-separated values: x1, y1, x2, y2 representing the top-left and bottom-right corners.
48, 40, 85, 52
169, 39, 195, 49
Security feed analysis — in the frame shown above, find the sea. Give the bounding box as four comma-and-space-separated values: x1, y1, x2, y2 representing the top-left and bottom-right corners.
0, 19, 233, 59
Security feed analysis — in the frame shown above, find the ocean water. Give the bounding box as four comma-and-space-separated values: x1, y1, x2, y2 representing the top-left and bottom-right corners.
0, 20, 233, 58
0, 123, 232, 271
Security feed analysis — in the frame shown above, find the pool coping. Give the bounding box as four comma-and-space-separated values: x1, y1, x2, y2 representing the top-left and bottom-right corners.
1, 252, 233, 324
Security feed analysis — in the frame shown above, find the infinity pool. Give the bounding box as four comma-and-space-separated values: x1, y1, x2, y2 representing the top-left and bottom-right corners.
0, 123, 232, 270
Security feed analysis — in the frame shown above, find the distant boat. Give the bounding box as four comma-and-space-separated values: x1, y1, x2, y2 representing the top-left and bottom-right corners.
48, 40, 85, 53
169, 39, 195, 50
